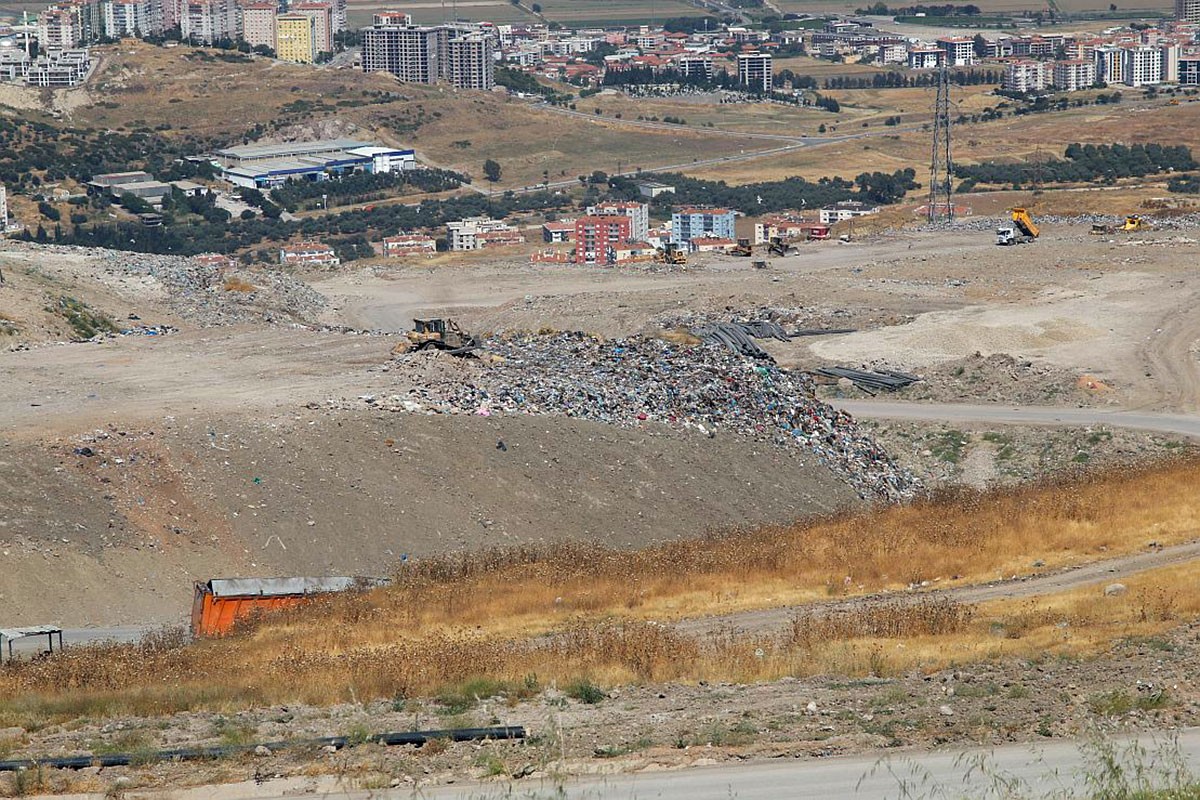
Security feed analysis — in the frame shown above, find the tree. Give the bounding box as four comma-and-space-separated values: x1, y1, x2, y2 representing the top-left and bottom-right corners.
531, 1, 541, 9
973, 33, 987, 59
483, 159, 502, 183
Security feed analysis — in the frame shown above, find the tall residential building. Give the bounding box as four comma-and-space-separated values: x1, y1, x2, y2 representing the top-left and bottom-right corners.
239, 1, 276, 49
1122, 44, 1162, 85
1180, 56, 1200, 84
160, 0, 183, 31
0, 186, 8, 231
1094, 44, 1124, 84
1002, 59, 1047, 93
736, 52, 771, 91
937, 36, 975, 66
362, 22, 496, 90
1052, 59, 1096, 91
275, 13, 316, 62
446, 32, 494, 90
37, 7, 80, 49
181, 0, 237, 44
676, 53, 713, 81
574, 215, 632, 264
102, 0, 152, 37
362, 24, 442, 83
1161, 42, 1180, 82
291, 2, 332, 54
1177, 0, 1200, 23
671, 207, 736, 249
585, 201, 649, 241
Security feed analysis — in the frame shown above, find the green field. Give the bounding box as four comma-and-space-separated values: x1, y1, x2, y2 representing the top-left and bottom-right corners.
346, 0, 534, 27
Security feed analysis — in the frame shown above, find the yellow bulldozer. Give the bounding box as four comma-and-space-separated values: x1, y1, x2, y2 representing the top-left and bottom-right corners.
730, 237, 754, 257
655, 244, 687, 265
392, 318, 479, 356
1090, 215, 1146, 235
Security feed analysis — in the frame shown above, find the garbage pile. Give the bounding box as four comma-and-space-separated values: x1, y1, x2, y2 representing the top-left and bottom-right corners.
380, 332, 920, 502
90, 248, 327, 325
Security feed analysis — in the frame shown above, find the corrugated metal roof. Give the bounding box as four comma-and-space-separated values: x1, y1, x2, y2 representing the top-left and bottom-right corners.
0, 625, 62, 640
205, 576, 388, 598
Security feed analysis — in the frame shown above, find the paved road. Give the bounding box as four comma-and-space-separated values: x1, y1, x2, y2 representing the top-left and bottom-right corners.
174, 728, 1200, 799
831, 400, 1200, 440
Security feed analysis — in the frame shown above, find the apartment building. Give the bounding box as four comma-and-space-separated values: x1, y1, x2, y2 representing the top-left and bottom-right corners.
381, 233, 436, 257
275, 13, 316, 62
736, 51, 772, 91
671, 207, 735, 248
1003, 59, 1047, 92
37, 7, 80, 49
676, 53, 713, 81
585, 201, 648, 241
102, 0, 152, 37
574, 214, 632, 264
1122, 44, 1163, 85
1180, 55, 1200, 84
937, 36, 975, 66
363, 21, 497, 90
1177, 0, 1200, 23
446, 32, 495, 90
1094, 44, 1124, 84
1052, 59, 1096, 91
238, 1, 276, 50
818, 200, 879, 224
446, 217, 523, 250
1161, 42, 1180, 82
181, 0, 237, 44
907, 46, 944, 69
291, 2, 332, 54
362, 24, 440, 82
279, 242, 340, 267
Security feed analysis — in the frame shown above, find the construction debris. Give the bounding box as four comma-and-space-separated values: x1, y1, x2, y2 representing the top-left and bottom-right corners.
364, 332, 921, 502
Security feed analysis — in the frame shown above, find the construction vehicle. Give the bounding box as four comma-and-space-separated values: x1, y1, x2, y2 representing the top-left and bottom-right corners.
731, 237, 754, 257
996, 207, 1040, 246
394, 318, 479, 355
1089, 215, 1146, 235
768, 236, 799, 257
656, 243, 687, 265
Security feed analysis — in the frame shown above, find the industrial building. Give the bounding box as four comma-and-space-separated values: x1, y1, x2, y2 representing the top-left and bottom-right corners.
213, 139, 416, 188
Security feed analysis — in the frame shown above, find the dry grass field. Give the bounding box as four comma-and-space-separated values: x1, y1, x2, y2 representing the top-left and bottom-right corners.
1, 458, 1198, 726
346, 0, 534, 27
530, 0, 713, 24
67, 43, 776, 187
776, 0, 1168, 13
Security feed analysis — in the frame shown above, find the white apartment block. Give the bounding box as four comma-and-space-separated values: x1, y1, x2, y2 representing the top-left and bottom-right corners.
737, 52, 772, 92
1161, 42, 1180, 82
181, 0, 237, 44
585, 201, 649, 241
1177, 0, 1200, 23
937, 36, 975, 66
1003, 59, 1047, 92
280, 242, 340, 267
1052, 59, 1096, 91
103, 0, 152, 37
907, 46, 943, 69
1122, 44, 1163, 85
239, 2, 276, 49
676, 54, 714, 81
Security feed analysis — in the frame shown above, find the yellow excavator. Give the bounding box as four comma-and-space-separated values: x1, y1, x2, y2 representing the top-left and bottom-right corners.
996, 207, 1040, 246
1090, 215, 1145, 235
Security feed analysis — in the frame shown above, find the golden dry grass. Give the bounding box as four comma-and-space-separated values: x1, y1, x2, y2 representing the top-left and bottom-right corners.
2, 458, 1199, 724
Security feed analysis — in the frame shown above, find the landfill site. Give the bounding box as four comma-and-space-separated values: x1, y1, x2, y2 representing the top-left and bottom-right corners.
2, 217, 1200, 621
2, 214, 1200, 795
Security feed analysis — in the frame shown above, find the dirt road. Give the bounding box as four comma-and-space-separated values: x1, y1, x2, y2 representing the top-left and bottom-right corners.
680, 538, 1200, 636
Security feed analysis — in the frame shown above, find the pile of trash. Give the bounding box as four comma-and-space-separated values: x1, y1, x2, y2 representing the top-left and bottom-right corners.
375, 332, 920, 502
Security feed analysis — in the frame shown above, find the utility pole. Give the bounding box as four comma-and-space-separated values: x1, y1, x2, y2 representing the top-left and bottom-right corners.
927, 65, 953, 223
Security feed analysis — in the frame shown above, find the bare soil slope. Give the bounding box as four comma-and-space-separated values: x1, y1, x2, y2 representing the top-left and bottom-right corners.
0, 411, 857, 627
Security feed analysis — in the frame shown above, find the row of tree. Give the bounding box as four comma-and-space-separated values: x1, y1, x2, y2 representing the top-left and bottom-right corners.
955, 143, 1196, 187
822, 70, 1002, 90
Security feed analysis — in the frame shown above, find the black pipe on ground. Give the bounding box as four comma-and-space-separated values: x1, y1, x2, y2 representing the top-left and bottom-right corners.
0, 725, 525, 772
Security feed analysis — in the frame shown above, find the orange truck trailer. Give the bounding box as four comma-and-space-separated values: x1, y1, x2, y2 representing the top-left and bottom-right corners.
191, 576, 389, 637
